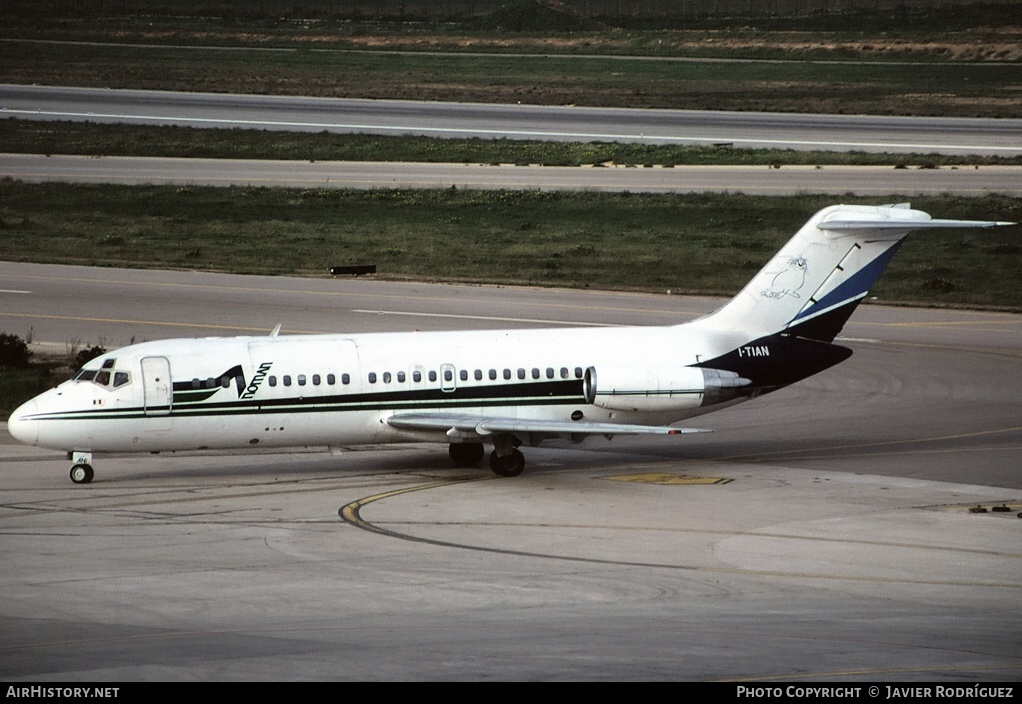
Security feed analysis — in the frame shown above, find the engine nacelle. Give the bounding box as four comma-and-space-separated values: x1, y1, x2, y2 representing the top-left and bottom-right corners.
583, 366, 702, 413
583, 366, 751, 412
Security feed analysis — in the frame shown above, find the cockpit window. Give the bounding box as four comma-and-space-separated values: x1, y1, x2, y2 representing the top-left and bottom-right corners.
73, 359, 131, 390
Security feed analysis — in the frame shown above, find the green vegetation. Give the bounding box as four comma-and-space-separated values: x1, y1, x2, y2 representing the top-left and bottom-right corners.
0, 332, 32, 368
2, 181, 1019, 309
4, 119, 1020, 167
0, 334, 106, 420
74, 345, 109, 369
0, 363, 63, 420
0, 332, 59, 420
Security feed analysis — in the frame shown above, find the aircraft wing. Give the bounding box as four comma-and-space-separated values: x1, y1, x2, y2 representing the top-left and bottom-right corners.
386, 413, 709, 438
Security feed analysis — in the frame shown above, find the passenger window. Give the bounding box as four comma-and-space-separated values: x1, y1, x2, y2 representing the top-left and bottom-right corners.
283, 375, 292, 386
397, 371, 406, 383
503, 369, 511, 380
413, 370, 422, 382
531, 368, 540, 379
474, 370, 483, 381
429, 371, 437, 382
383, 372, 392, 383
327, 374, 336, 385
546, 368, 554, 379
191, 378, 201, 389
342, 373, 350, 385
460, 370, 468, 381
560, 367, 569, 379
574, 367, 583, 378
312, 374, 321, 386
368, 372, 377, 384
489, 369, 497, 380
269, 376, 277, 387
298, 374, 307, 386
444, 370, 453, 382
206, 377, 216, 389
517, 368, 526, 380
221, 376, 230, 388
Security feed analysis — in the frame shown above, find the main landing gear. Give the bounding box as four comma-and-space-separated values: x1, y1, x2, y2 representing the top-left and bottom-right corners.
447, 442, 526, 477
69, 452, 94, 484
489, 448, 525, 477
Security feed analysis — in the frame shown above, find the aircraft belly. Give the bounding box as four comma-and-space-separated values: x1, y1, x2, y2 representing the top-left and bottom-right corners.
159, 410, 373, 450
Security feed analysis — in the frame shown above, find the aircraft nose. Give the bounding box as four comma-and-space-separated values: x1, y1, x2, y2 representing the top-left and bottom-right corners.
7, 399, 39, 445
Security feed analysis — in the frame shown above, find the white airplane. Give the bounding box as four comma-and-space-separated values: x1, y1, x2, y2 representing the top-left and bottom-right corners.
8, 203, 1012, 484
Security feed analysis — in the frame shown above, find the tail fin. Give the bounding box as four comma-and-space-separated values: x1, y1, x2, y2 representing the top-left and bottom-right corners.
697, 203, 1012, 342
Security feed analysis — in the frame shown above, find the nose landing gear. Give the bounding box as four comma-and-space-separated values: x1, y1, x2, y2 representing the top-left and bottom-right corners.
69, 451, 94, 484
70, 463, 94, 484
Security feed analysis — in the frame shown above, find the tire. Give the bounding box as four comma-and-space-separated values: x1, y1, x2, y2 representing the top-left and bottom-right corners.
70, 464, 94, 484
489, 448, 525, 477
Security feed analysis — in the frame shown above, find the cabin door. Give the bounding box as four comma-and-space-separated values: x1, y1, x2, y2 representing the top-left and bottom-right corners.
141, 356, 172, 417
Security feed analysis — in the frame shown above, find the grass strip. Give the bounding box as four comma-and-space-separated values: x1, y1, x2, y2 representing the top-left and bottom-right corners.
4, 119, 1020, 167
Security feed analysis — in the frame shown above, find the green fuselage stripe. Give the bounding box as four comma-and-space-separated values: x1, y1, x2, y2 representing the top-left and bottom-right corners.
28, 380, 587, 423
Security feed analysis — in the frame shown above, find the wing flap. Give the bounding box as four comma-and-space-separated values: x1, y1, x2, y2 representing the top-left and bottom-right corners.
386, 413, 708, 438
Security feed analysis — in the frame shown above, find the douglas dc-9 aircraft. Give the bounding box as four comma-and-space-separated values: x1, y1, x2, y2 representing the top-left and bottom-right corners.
8, 204, 1013, 483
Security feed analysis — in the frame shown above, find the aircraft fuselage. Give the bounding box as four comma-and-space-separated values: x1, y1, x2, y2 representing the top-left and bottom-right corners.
11, 324, 752, 454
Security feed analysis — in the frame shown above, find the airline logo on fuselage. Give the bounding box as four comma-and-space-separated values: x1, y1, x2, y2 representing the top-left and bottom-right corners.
239, 362, 273, 399
738, 345, 770, 358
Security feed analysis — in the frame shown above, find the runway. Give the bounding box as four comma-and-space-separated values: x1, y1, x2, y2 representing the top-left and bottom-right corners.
5, 153, 1021, 196
1, 262, 1019, 680
4, 84, 1021, 156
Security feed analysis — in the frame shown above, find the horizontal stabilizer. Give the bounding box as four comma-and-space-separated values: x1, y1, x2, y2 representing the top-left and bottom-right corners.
387, 413, 708, 438
819, 218, 1014, 232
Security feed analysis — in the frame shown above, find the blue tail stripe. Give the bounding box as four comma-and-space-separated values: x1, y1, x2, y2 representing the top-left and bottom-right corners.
792, 242, 903, 323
